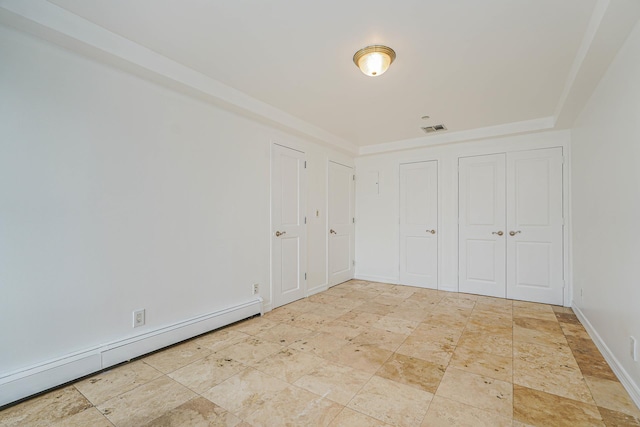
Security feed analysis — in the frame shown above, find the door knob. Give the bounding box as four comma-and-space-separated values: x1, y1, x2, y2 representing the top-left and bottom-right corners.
329, 229, 337, 234
426, 229, 436, 234
492, 231, 504, 236
509, 230, 522, 236
275, 231, 286, 237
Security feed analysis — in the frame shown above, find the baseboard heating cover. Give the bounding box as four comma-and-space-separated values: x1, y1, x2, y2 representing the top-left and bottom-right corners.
0, 297, 262, 407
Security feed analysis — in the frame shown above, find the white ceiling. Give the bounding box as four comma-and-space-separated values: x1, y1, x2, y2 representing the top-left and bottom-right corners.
6, 1, 639, 152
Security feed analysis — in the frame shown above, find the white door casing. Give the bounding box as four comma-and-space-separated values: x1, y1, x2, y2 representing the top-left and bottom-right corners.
271, 144, 306, 308
506, 147, 564, 305
328, 161, 355, 286
399, 161, 438, 288
458, 154, 507, 298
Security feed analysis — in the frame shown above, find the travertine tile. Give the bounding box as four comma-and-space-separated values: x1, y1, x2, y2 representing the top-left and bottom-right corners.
213, 337, 282, 366
513, 340, 577, 367
288, 331, 349, 358
351, 327, 408, 352
372, 315, 418, 335
50, 407, 113, 427
513, 324, 568, 348
326, 342, 393, 374
353, 301, 394, 316
143, 339, 212, 374
243, 386, 342, 427
317, 319, 367, 340
255, 322, 313, 345
348, 375, 433, 427
421, 395, 512, 427
294, 362, 371, 405
513, 384, 604, 427
74, 360, 163, 405
376, 352, 445, 393
168, 353, 246, 394
336, 311, 383, 327
193, 329, 250, 352
584, 375, 640, 417
566, 336, 618, 381
514, 358, 594, 404
0, 386, 91, 427
455, 331, 512, 358
436, 367, 513, 418
253, 347, 324, 382
328, 408, 393, 426
396, 335, 454, 366
450, 345, 513, 382
598, 406, 640, 426
227, 316, 279, 335
141, 397, 242, 427
97, 376, 196, 427
201, 368, 289, 418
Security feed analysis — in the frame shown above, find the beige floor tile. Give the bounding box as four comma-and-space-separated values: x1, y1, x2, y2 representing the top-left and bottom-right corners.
168, 353, 246, 394
50, 407, 113, 427
293, 362, 371, 405
385, 306, 431, 322
244, 386, 343, 427
584, 375, 640, 417
560, 322, 591, 339
513, 324, 568, 348
566, 335, 618, 381
396, 336, 454, 366
436, 367, 513, 418
253, 347, 324, 383
513, 384, 604, 427
347, 375, 433, 427
326, 342, 393, 374
227, 316, 279, 335
262, 306, 297, 323
513, 301, 554, 312
513, 308, 559, 322
201, 368, 289, 418
74, 360, 163, 405
376, 352, 446, 393
372, 315, 418, 335
324, 296, 366, 310
214, 337, 282, 366
317, 319, 367, 340
439, 295, 477, 309
255, 322, 313, 346
411, 322, 464, 342
513, 340, 578, 367
140, 397, 242, 427
328, 408, 393, 426
0, 386, 92, 427
513, 358, 594, 404
421, 395, 512, 427
288, 331, 349, 358
342, 290, 382, 301
598, 406, 640, 426
422, 312, 468, 329
514, 317, 564, 335
450, 346, 513, 382
351, 327, 408, 352
336, 311, 384, 327
97, 376, 196, 427
353, 301, 395, 316
289, 311, 334, 330
193, 329, 251, 352
322, 286, 356, 298
143, 340, 212, 374
455, 331, 512, 358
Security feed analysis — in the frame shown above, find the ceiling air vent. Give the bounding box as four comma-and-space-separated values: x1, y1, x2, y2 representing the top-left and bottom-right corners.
421, 124, 447, 134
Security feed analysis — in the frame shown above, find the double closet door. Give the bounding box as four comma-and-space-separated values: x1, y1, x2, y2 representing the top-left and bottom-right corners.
458, 148, 564, 305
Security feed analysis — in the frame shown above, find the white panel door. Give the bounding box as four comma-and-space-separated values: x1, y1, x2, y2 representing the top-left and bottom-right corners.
459, 154, 507, 298
272, 144, 306, 308
506, 148, 564, 305
328, 161, 355, 286
399, 161, 438, 288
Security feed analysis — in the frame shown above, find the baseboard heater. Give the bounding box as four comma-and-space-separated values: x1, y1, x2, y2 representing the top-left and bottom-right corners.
0, 298, 262, 408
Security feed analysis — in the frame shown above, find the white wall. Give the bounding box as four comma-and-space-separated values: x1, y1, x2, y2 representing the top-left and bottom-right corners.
355, 130, 571, 295
0, 23, 352, 385
571, 20, 640, 398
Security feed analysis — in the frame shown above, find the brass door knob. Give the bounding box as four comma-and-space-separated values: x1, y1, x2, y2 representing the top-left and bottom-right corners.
275, 231, 286, 237
330, 229, 337, 234
492, 231, 504, 236
509, 230, 522, 236
426, 229, 436, 234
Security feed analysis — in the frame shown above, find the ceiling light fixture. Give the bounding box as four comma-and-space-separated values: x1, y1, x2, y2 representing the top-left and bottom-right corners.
353, 45, 396, 77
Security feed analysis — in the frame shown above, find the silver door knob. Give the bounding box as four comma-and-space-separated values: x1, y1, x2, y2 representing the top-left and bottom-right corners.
492, 231, 504, 236
275, 231, 286, 237
509, 230, 521, 236
426, 229, 436, 234
329, 229, 337, 234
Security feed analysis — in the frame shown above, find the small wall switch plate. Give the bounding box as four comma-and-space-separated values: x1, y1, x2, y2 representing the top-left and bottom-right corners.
133, 309, 145, 328
631, 336, 637, 361
253, 284, 259, 295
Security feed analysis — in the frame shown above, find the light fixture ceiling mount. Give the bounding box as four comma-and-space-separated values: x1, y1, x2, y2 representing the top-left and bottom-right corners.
353, 45, 396, 77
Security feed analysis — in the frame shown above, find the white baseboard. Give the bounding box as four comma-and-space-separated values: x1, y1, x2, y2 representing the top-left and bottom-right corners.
354, 274, 399, 285
0, 298, 262, 408
572, 303, 640, 409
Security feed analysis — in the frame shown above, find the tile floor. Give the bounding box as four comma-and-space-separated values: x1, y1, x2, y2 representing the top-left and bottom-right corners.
2, 280, 639, 426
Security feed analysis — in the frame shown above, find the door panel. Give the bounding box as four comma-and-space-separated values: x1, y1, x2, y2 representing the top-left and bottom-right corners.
506, 147, 563, 305
328, 161, 354, 286
272, 144, 306, 308
400, 161, 438, 288
459, 154, 506, 298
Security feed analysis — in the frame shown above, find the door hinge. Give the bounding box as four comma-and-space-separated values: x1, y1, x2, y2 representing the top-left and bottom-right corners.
353, 175, 355, 181
352, 260, 356, 266
352, 217, 355, 224
304, 272, 307, 280
304, 161, 307, 168
304, 216, 307, 224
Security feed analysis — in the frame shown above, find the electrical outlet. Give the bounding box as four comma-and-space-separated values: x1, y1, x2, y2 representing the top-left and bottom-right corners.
133, 309, 145, 328
631, 336, 637, 361
253, 283, 259, 295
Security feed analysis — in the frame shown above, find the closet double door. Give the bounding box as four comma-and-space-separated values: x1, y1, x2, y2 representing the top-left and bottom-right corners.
458, 148, 564, 305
